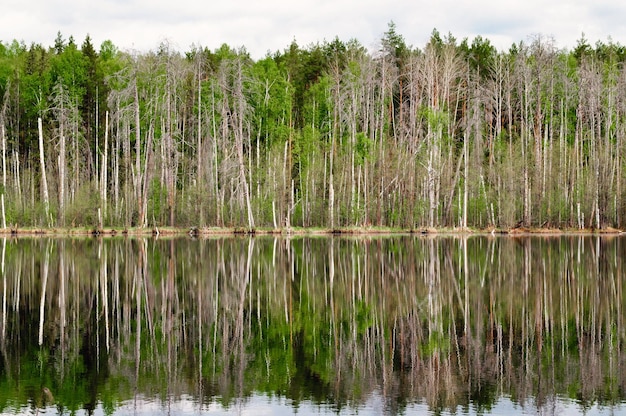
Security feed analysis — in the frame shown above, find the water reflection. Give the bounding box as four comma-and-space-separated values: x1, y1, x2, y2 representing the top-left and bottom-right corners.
0, 235, 624, 415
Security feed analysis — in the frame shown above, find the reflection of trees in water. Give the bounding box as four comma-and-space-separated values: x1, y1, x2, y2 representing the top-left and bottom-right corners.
0, 235, 624, 413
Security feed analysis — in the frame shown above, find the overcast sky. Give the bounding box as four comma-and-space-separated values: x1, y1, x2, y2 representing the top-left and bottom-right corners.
2, 0, 626, 59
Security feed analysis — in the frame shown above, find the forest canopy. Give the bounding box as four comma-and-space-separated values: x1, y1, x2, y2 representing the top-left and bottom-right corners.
1, 26, 626, 230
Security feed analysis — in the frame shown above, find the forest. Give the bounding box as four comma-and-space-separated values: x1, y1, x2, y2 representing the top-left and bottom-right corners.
1, 24, 626, 230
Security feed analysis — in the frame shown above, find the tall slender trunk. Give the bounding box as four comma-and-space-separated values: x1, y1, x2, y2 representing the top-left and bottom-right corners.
139, 125, 154, 228
0, 87, 7, 191
0, 122, 5, 230
211, 84, 221, 227
13, 150, 21, 202
101, 111, 109, 223
1, 122, 5, 191
165, 64, 176, 227
114, 105, 120, 222
1, 88, 8, 230
59, 97, 66, 225
234, 60, 254, 230
196, 61, 204, 225
38, 118, 51, 226
134, 80, 142, 227
463, 129, 468, 229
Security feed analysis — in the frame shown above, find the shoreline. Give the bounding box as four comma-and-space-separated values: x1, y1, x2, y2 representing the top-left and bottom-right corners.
0, 225, 622, 237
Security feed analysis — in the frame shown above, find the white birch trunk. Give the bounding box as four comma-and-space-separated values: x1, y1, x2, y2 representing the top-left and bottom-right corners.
101, 111, 109, 222
1, 122, 5, 190
59, 100, 66, 225
134, 81, 143, 226
463, 130, 468, 230
38, 118, 51, 226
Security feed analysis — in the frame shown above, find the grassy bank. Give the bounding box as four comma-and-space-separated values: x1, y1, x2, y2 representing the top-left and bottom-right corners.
0, 225, 622, 237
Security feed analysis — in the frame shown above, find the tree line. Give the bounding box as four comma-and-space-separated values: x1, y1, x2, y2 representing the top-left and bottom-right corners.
1, 25, 626, 229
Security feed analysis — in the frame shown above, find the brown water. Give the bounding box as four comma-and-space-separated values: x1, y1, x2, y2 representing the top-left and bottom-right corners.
0, 235, 624, 415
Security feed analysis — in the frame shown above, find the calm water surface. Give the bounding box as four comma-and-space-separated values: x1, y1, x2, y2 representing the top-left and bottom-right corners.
0, 235, 624, 415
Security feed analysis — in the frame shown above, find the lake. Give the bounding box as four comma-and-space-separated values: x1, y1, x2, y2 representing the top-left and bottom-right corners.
0, 234, 624, 415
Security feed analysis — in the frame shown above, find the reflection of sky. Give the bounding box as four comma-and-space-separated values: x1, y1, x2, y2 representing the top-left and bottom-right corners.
2, 393, 624, 415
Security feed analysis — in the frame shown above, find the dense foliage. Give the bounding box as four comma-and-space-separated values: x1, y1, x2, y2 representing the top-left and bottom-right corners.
1, 27, 626, 229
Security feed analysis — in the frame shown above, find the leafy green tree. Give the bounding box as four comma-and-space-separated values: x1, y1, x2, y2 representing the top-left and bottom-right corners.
381, 21, 409, 65
20, 42, 51, 154
250, 56, 291, 148
460, 35, 497, 76
53, 31, 65, 55
81, 35, 103, 165
50, 39, 86, 107
573, 33, 592, 63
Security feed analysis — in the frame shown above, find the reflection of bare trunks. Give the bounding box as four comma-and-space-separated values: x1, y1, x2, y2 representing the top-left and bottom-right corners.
38, 240, 51, 346
1, 238, 6, 342
0, 235, 624, 412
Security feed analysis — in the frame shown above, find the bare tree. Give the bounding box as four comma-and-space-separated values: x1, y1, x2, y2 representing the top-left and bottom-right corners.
38, 118, 51, 226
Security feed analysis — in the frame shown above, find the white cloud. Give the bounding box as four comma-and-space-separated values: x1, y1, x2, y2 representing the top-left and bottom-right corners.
1, 0, 626, 58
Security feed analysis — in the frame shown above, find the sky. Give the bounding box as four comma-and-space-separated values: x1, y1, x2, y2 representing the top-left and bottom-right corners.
2, 0, 626, 59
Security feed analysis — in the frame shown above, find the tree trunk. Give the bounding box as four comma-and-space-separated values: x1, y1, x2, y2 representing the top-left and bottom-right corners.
134, 80, 143, 227
1, 120, 5, 191
233, 59, 255, 230
463, 130, 468, 229
196, 59, 204, 225
101, 111, 109, 223
59, 97, 66, 226
38, 118, 51, 226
